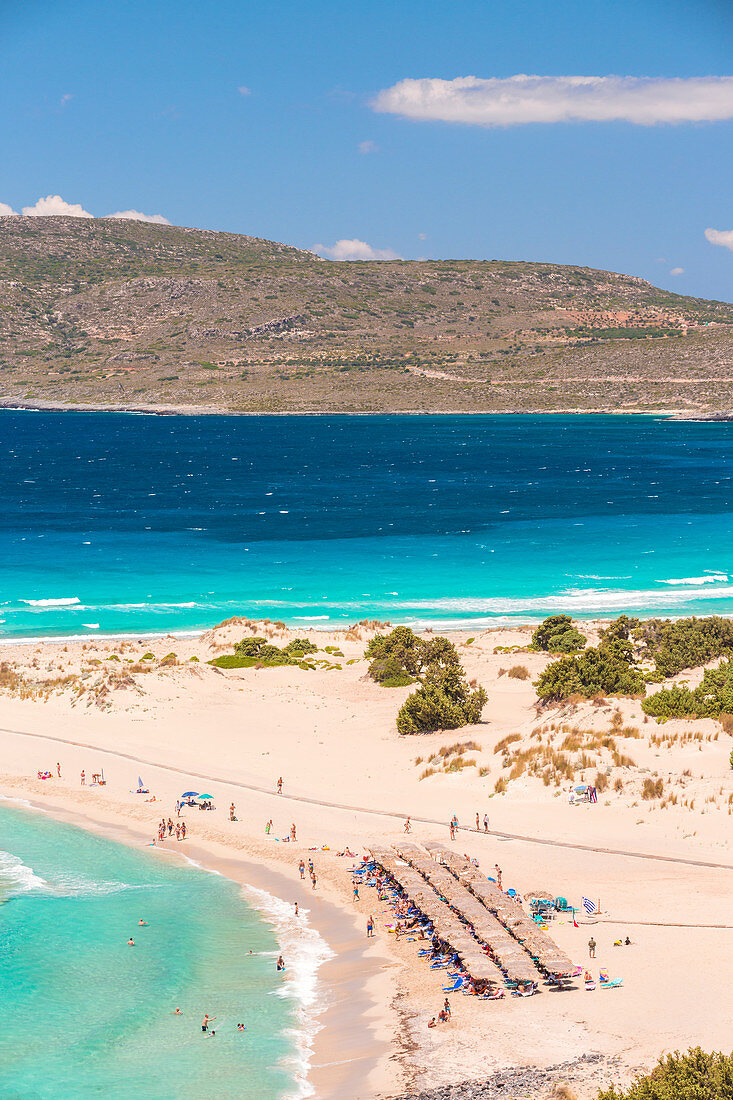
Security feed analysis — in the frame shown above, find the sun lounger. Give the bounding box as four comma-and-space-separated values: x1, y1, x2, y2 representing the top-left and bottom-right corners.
442, 977, 465, 992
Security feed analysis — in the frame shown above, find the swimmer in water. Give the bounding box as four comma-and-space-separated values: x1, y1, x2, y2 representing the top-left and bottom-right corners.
138, 919, 147, 926
202, 1014, 216, 1032
127, 938, 135, 946
237, 1023, 246, 1031
276, 955, 285, 971
174, 1008, 182, 1015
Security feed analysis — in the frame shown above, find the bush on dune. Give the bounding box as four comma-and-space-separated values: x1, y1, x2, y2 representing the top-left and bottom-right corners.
643, 660, 733, 719
366, 626, 487, 734
531, 615, 587, 654
535, 639, 645, 703
596, 1047, 733, 1099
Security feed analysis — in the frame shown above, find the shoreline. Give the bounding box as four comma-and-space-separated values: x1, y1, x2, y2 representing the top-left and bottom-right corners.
0, 400, 694, 418
0, 782, 401, 1100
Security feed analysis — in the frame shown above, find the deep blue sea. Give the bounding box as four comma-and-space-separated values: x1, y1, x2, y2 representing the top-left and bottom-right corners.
1, 410, 733, 638
0, 800, 329, 1099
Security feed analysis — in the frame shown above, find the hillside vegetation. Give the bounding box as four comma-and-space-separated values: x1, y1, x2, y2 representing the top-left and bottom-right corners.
2, 216, 733, 414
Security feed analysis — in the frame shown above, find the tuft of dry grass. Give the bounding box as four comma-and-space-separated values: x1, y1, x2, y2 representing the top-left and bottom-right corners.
494, 733, 521, 754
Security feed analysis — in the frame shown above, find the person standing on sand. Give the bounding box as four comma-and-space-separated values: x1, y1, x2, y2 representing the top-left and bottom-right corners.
404, 817, 411, 833
229, 802, 236, 821
588, 937, 597, 959
495, 865, 502, 890
56, 762, 61, 778
353, 882, 360, 901
175, 800, 181, 817
291, 823, 297, 841
299, 860, 305, 879
80, 770, 85, 786
366, 915, 374, 938
277, 777, 283, 795
311, 871, 317, 890
181, 822, 187, 840
475, 813, 480, 831
483, 813, 489, 833
294, 902, 299, 917
449, 820, 455, 841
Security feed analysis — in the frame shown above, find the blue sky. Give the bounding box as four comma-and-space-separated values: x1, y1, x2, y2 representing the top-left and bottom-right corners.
2, 0, 733, 299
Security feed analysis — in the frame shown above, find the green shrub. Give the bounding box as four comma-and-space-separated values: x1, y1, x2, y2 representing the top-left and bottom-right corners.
536, 639, 645, 703
396, 666, 487, 735
507, 665, 530, 680
643, 660, 733, 719
285, 638, 318, 655
531, 615, 586, 654
597, 1047, 733, 1099
141, 653, 155, 661
637, 617, 733, 677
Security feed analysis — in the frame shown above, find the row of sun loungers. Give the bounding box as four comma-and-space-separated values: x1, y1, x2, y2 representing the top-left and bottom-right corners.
368, 840, 576, 993
422, 843, 576, 978
393, 843, 541, 985
368, 846, 505, 985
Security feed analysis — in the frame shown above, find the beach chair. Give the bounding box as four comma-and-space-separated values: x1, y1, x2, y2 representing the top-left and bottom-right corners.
599, 970, 623, 988
512, 983, 536, 997
442, 977, 465, 992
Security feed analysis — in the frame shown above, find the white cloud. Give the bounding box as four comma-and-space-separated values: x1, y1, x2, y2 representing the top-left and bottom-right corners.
313, 238, 401, 261
669, 266, 684, 276
372, 75, 733, 127
358, 139, 378, 154
0, 202, 18, 216
60, 93, 74, 107
22, 194, 93, 217
705, 227, 733, 251
238, 85, 251, 96
105, 209, 170, 224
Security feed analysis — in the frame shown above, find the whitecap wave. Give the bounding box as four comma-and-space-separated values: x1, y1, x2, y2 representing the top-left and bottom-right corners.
19, 597, 81, 607
0, 850, 47, 897
242, 884, 334, 1100
659, 575, 728, 586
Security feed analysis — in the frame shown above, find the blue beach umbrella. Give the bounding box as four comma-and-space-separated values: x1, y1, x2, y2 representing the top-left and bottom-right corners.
182, 791, 199, 798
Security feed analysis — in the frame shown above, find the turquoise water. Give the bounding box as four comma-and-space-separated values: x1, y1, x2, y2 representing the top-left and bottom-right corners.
0, 801, 310, 1099
2, 411, 733, 637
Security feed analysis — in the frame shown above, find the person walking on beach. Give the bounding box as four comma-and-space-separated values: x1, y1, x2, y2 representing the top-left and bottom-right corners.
366, 915, 374, 938
449, 820, 455, 841
175, 824, 181, 841
277, 776, 283, 795
353, 882, 360, 901
294, 902, 299, 917
404, 817, 411, 833
311, 871, 317, 890
175, 799, 181, 817
588, 937, 597, 959
299, 860, 305, 879
483, 813, 489, 833
80, 770, 85, 786
291, 823, 297, 841
56, 762, 61, 778
475, 812, 480, 831
495, 864, 502, 890
181, 821, 187, 840
229, 802, 236, 821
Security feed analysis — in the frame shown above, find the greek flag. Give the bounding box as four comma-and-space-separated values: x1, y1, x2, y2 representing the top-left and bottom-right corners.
582, 897, 596, 915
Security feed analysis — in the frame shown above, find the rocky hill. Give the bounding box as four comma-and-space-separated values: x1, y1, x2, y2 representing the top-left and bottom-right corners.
1, 216, 732, 414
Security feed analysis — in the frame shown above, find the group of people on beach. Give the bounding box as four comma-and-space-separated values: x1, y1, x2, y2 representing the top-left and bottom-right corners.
427, 997, 452, 1029
297, 857, 318, 889
155, 817, 187, 844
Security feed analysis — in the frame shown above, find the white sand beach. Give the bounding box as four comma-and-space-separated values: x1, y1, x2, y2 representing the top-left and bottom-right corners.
0, 619, 732, 1098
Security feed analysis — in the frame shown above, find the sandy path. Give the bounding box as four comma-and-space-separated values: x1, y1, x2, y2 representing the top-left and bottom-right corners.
3, 722, 733, 875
